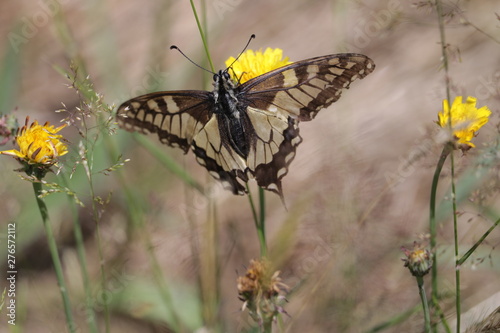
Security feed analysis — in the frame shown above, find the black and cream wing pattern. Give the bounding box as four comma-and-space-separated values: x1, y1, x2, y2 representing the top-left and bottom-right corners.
117, 53, 375, 198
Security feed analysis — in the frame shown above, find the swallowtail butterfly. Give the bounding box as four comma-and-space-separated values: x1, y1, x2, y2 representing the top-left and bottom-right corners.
117, 51, 375, 199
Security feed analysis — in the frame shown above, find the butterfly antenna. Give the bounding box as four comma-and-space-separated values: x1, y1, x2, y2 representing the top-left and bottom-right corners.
170, 45, 215, 75
225, 34, 256, 70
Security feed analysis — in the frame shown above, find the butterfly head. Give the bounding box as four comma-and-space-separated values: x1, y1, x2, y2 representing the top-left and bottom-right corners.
213, 69, 238, 92
213, 70, 232, 82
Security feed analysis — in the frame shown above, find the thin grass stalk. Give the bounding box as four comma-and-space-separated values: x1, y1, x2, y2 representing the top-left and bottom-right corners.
435, 303, 452, 333
52, 7, 109, 331
200, 0, 208, 44
189, 0, 215, 72
189, 0, 269, 260
81, 123, 111, 333
457, 217, 500, 266
32, 181, 76, 333
434, 1, 460, 331
89, 173, 110, 333
185, 4, 223, 328
60, 174, 99, 333
184, 184, 204, 321
52, 8, 89, 86
202, 198, 221, 329
197, 0, 213, 93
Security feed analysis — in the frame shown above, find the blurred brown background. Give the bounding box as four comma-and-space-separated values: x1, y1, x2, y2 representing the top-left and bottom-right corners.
0, 0, 499, 332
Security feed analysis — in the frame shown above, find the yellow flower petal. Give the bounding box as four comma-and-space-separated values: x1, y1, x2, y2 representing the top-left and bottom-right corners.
0, 117, 68, 165
225, 48, 292, 84
437, 96, 491, 148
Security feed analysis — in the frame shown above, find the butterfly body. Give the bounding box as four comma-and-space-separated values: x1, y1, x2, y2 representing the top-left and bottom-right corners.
212, 70, 252, 158
117, 53, 375, 198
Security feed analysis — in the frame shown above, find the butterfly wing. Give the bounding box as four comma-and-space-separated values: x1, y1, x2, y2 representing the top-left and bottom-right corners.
244, 108, 302, 197
190, 113, 250, 195
116, 90, 213, 153
117, 90, 254, 195
237, 54, 375, 197
241, 53, 375, 121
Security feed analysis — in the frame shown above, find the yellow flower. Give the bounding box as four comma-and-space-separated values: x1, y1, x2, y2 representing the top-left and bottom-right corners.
0, 117, 68, 166
437, 96, 491, 148
225, 48, 292, 84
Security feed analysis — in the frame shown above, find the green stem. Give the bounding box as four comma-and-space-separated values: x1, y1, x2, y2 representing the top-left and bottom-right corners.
449, 151, 460, 332
416, 276, 431, 333
262, 318, 273, 333
33, 181, 76, 333
429, 144, 451, 329
454, 267, 461, 332
429, 148, 450, 291
247, 185, 268, 258
189, 0, 215, 72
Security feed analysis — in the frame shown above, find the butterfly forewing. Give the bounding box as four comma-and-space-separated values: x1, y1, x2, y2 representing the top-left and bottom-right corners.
117, 53, 375, 198
117, 91, 213, 153
240, 53, 375, 121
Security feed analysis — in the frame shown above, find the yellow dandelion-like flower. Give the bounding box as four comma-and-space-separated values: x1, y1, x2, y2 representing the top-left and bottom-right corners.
0, 116, 68, 166
225, 48, 292, 84
437, 96, 491, 148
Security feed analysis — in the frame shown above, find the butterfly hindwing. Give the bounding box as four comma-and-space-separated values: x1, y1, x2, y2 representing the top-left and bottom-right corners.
245, 107, 301, 197
191, 106, 302, 197
191, 114, 249, 194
